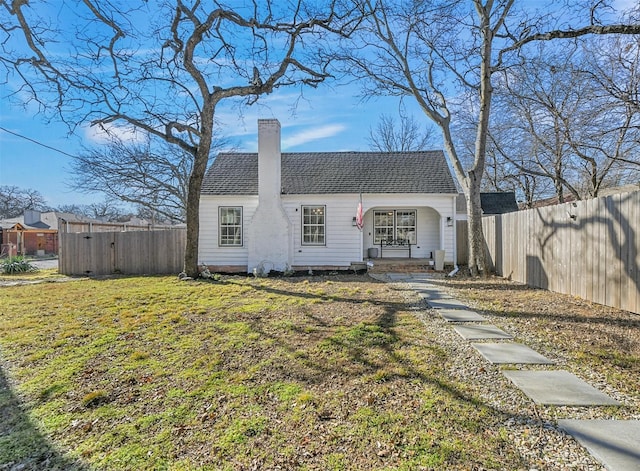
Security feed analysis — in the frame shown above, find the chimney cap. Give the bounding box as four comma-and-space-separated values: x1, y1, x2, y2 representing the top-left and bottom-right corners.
258, 118, 280, 126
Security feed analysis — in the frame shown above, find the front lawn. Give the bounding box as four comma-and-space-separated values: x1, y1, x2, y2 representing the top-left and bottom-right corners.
0, 275, 523, 470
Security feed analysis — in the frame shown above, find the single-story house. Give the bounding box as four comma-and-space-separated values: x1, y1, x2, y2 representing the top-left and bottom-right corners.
0, 210, 59, 256
199, 119, 459, 274
0, 210, 107, 256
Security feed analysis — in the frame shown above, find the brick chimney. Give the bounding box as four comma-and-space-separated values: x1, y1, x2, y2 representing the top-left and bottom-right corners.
257, 119, 282, 203
247, 119, 292, 274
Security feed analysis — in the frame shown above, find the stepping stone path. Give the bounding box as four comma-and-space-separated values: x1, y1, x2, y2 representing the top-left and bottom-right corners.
453, 324, 513, 340
558, 420, 640, 471
503, 370, 621, 406
438, 309, 486, 322
472, 342, 555, 365
386, 273, 639, 471
425, 298, 471, 310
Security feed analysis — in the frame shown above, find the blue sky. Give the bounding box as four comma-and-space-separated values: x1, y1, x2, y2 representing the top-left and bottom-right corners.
0, 0, 440, 211
0, 77, 431, 209
1, 0, 634, 209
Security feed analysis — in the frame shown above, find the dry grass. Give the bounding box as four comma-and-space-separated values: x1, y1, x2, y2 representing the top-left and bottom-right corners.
0, 274, 523, 470
1, 273, 638, 470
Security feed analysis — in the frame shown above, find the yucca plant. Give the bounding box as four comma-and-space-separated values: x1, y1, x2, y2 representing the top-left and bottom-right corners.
1, 256, 38, 275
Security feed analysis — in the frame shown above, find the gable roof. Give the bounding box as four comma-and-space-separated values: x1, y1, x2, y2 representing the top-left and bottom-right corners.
202, 151, 457, 195
456, 192, 519, 215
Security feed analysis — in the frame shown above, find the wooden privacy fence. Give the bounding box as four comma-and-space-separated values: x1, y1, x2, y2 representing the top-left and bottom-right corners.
59, 219, 179, 233
59, 229, 186, 276
456, 220, 469, 265
481, 191, 640, 314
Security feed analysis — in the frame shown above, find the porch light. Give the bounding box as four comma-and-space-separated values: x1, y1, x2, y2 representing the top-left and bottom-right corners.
446, 217, 453, 227
352, 217, 357, 226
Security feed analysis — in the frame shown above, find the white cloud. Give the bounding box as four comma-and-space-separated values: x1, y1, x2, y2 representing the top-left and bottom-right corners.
84, 122, 146, 144
613, 0, 637, 11
282, 124, 346, 149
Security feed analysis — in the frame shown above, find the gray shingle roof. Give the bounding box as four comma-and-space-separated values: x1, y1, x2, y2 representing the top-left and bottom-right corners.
456, 192, 519, 214
201, 151, 457, 195
480, 192, 519, 214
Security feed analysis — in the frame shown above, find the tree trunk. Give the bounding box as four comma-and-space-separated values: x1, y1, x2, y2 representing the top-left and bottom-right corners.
466, 172, 487, 276
183, 107, 214, 278
466, 1, 494, 277
183, 149, 209, 278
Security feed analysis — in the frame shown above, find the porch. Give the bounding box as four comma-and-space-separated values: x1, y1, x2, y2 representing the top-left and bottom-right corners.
359, 203, 455, 264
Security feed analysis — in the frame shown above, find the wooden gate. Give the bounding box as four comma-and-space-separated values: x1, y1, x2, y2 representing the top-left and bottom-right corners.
59, 229, 186, 276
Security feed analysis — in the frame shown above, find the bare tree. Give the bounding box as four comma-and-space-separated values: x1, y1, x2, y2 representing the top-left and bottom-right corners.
85, 201, 127, 222
452, 103, 553, 207
56, 201, 128, 222
338, 0, 640, 275
1, 1, 360, 277
0, 185, 48, 219
482, 141, 554, 208
55, 204, 86, 216
367, 113, 437, 152
69, 134, 233, 223
491, 39, 640, 203
576, 35, 640, 192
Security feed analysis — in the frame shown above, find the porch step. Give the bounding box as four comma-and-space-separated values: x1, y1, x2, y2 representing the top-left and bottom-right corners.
366, 258, 442, 274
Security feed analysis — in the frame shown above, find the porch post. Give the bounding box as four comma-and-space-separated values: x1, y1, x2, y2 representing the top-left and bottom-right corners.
359, 208, 364, 262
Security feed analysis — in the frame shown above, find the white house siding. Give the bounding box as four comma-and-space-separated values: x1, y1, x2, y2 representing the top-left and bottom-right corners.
199, 195, 258, 269
282, 194, 362, 269
199, 193, 457, 270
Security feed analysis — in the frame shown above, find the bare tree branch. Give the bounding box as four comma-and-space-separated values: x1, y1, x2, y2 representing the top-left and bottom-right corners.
1, 0, 361, 276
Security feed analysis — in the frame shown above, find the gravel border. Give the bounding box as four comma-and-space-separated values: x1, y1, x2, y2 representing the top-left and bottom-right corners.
392, 278, 640, 470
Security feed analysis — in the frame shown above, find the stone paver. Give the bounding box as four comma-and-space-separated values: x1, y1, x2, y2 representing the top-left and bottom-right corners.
453, 324, 513, 340
438, 309, 486, 322
406, 281, 442, 290
426, 298, 469, 310
558, 420, 640, 471
387, 273, 411, 281
472, 342, 555, 364
503, 370, 620, 406
413, 289, 452, 301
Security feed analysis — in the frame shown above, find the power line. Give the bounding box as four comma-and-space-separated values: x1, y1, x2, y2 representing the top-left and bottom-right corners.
0, 126, 78, 158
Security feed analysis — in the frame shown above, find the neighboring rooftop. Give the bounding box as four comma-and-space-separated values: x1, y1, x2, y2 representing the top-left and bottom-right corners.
202, 151, 458, 195
0, 211, 120, 232
456, 192, 519, 215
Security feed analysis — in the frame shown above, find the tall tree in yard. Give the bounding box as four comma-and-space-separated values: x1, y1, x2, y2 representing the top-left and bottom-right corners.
0, 0, 360, 277
339, 0, 640, 276
489, 39, 640, 203
0, 185, 48, 219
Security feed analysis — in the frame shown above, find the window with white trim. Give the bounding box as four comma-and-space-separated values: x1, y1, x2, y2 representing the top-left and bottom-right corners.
373, 210, 416, 244
219, 206, 243, 246
302, 205, 325, 245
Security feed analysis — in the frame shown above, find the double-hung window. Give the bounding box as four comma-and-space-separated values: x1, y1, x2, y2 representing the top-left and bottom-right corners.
373, 210, 416, 244
219, 207, 243, 246
302, 205, 325, 245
